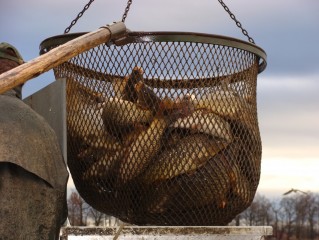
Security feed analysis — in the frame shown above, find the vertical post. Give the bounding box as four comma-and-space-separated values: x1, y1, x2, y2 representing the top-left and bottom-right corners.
23, 79, 67, 163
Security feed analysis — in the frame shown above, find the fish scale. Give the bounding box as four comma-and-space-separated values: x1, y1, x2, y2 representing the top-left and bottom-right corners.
143, 134, 229, 183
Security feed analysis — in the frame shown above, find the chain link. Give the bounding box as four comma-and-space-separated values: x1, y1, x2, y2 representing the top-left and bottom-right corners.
64, 0, 95, 34
122, 0, 133, 22
217, 0, 255, 44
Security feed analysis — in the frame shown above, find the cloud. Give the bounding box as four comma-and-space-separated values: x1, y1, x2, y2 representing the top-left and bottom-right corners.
257, 75, 319, 159
258, 157, 319, 196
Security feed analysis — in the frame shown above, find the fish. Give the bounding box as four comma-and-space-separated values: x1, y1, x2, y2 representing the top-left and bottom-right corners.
111, 77, 126, 99
142, 134, 229, 183
173, 152, 232, 209
156, 96, 195, 124
143, 183, 175, 214
82, 148, 122, 181
190, 89, 254, 121
230, 166, 252, 207
228, 119, 262, 188
170, 109, 233, 143
144, 150, 235, 213
112, 66, 144, 103
117, 97, 193, 184
220, 140, 254, 208
134, 81, 161, 112
101, 97, 153, 139
118, 116, 169, 184
66, 79, 112, 147
82, 131, 122, 151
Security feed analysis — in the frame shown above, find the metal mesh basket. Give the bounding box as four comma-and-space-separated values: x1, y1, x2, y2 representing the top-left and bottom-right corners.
40, 31, 267, 225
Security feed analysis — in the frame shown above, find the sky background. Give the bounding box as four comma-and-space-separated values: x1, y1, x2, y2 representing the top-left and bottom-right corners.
1, 0, 319, 199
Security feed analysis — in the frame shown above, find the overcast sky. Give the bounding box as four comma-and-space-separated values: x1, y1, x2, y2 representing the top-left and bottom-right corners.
1, 0, 319, 199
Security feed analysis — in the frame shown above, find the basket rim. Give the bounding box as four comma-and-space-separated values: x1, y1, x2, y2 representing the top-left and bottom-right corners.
40, 31, 267, 73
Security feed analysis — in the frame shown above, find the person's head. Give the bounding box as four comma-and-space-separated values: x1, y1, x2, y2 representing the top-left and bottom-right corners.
0, 42, 24, 98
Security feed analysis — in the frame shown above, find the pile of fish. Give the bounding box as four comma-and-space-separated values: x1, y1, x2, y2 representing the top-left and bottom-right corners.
66, 66, 261, 225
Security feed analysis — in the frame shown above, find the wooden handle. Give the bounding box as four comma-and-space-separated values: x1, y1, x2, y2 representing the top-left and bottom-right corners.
0, 21, 126, 94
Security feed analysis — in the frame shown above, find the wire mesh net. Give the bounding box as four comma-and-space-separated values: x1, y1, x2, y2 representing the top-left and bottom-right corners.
43, 31, 265, 225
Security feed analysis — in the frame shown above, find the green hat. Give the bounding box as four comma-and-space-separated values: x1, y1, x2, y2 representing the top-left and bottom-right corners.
0, 42, 24, 65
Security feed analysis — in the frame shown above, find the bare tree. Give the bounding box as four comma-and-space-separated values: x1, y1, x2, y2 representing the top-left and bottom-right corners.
67, 191, 89, 226
303, 193, 318, 240
241, 194, 273, 226
281, 191, 319, 240
256, 195, 273, 226
88, 206, 105, 226
270, 200, 284, 240
238, 192, 319, 239
294, 194, 308, 239
280, 197, 296, 240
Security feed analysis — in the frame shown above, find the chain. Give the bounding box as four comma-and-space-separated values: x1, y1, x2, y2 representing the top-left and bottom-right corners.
63, 0, 254, 43
122, 0, 133, 22
64, 0, 95, 34
217, 0, 255, 44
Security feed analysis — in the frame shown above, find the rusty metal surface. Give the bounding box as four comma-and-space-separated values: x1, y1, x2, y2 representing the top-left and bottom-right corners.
60, 226, 273, 240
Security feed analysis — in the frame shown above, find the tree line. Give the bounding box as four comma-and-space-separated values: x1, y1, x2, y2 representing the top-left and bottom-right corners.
67, 190, 319, 240
235, 192, 319, 240
67, 191, 121, 227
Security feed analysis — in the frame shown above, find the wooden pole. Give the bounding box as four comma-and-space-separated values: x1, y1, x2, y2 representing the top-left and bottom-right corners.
0, 21, 126, 94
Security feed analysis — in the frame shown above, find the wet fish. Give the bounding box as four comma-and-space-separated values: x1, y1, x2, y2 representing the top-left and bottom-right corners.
118, 116, 169, 183
171, 109, 233, 143
101, 97, 153, 139
67, 79, 113, 147
111, 77, 126, 99
220, 141, 254, 208
135, 81, 161, 112
191, 89, 254, 121
230, 166, 252, 207
161, 95, 195, 119
112, 66, 144, 103
144, 183, 175, 214
83, 131, 122, 151
143, 134, 229, 183
228, 119, 261, 187
144, 151, 234, 213
173, 152, 232, 209
82, 148, 122, 181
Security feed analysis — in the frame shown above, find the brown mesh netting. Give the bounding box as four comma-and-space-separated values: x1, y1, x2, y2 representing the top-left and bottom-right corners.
42, 31, 266, 225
